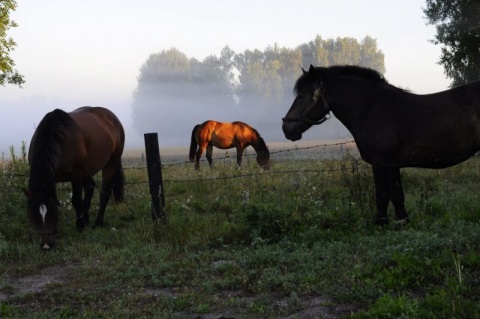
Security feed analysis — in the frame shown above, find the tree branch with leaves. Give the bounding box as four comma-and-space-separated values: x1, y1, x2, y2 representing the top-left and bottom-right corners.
424, 0, 480, 87
0, 0, 24, 87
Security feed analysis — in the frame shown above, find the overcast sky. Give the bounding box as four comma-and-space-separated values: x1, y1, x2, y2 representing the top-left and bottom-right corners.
1, 0, 450, 155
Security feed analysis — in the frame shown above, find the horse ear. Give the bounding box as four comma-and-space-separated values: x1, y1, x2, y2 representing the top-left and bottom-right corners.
302, 68, 307, 75
308, 65, 315, 75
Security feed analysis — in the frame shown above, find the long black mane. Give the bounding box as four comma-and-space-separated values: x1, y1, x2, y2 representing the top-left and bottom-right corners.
28, 109, 75, 195
294, 65, 395, 95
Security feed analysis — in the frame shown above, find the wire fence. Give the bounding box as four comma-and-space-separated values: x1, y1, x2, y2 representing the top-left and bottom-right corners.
5, 138, 480, 189
123, 140, 358, 184
0, 140, 363, 195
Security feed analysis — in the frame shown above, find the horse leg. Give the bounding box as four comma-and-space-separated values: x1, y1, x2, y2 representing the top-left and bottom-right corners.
94, 167, 114, 228
82, 176, 96, 227
389, 168, 409, 224
372, 166, 390, 225
111, 158, 125, 203
195, 145, 206, 170
236, 146, 244, 168
71, 181, 86, 232
206, 144, 214, 168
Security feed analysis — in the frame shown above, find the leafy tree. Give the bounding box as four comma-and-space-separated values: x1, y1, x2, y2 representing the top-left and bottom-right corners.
132, 36, 385, 143
424, 0, 480, 86
131, 48, 191, 135
298, 35, 384, 73
359, 36, 386, 72
235, 44, 302, 109
131, 47, 236, 139
0, 0, 24, 87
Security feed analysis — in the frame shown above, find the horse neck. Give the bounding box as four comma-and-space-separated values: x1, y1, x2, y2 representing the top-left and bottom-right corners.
28, 143, 60, 194
327, 79, 377, 131
28, 114, 67, 194
249, 131, 266, 153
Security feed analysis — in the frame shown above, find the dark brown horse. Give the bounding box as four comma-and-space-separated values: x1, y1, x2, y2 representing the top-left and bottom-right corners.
282, 65, 480, 226
189, 120, 270, 169
24, 107, 125, 250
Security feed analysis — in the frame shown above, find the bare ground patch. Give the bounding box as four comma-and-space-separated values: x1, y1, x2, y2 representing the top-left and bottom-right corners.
0, 264, 77, 302
1, 264, 359, 318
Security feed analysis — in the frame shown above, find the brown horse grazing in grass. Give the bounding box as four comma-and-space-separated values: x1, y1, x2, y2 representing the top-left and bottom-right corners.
189, 120, 270, 169
24, 106, 125, 250
282, 65, 480, 226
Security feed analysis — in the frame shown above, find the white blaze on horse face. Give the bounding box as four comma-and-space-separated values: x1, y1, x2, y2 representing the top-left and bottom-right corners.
39, 204, 47, 223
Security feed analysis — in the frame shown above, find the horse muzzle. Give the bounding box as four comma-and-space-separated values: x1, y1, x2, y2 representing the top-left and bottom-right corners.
37, 231, 57, 251
282, 122, 305, 141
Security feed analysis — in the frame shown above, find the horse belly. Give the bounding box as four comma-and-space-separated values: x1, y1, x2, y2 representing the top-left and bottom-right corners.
211, 133, 234, 149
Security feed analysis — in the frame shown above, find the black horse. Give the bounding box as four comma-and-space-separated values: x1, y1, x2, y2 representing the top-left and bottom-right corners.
282, 65, 480, 225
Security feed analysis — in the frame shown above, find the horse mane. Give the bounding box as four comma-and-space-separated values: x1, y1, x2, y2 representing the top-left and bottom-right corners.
28, 109, 75, 194
294, 65, 405, 94
251, 128, 269, 153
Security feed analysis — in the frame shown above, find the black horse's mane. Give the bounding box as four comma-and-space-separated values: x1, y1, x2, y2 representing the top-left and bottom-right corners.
28, 109, 74, 194
294, 65, 394, 95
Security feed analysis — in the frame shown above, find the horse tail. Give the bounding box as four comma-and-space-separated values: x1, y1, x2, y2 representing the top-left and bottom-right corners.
189, 124, 200, 162
112, 163, 125, 203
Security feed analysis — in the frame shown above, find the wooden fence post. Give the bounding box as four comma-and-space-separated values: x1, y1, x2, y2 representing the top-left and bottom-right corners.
144, 133, 167, 224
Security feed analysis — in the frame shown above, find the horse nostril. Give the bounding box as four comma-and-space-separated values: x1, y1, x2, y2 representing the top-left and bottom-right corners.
39, 235, 56, 251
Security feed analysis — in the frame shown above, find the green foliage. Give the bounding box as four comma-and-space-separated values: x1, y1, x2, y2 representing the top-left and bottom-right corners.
245, 202, 302, 245
0, 142, 29, 243
424, 0, 480, 86
0, 0, 24, 87
131, 36, 385, 138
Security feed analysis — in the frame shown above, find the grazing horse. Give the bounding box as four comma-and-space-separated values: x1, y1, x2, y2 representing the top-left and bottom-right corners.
24, 106, 125, 250
189, 120, 270, 169
282, 65, 480, 225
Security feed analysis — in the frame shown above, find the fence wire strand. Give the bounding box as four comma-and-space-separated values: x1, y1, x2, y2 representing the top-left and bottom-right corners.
2, 140, 363, 188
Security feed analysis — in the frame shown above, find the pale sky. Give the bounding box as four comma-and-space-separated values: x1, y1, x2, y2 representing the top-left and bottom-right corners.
1, 0, 451, 155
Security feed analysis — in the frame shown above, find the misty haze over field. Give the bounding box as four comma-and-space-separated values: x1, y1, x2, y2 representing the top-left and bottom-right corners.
131, 91, 351, 148
0, 89, 351, 158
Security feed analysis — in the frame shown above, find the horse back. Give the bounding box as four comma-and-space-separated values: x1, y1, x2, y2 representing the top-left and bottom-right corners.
356, 80, 480, 167
58, 107, 125, 179
198, 120, 255, 149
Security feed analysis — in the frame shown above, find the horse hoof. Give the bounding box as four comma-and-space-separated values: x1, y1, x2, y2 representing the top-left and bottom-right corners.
374, 217, 389, 225
394, 218, 410, 230
93, 221, 104, 229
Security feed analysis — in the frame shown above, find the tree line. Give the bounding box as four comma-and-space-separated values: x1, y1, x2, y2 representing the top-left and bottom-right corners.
131, 35, 385, 142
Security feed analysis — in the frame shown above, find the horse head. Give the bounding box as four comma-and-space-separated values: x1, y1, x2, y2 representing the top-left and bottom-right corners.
256, 147, 270, 170
24, 189, 59, 251
282, 65, 330, 141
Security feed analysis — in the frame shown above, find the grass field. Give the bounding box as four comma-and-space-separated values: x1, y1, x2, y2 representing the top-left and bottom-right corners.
0, 141, 479, 318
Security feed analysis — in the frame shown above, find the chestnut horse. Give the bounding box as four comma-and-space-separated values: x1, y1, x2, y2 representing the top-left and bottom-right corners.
283, 65, 480, 226
189, 120, 270, 169
24, 107, 125, 250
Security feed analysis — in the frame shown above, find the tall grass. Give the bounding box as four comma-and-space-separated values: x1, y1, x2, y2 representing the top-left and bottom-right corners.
1, 145, 479, 318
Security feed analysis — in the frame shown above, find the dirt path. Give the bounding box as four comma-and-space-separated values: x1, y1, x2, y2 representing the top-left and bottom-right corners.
0, 264, 73, 302
1, 264, 357, 318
